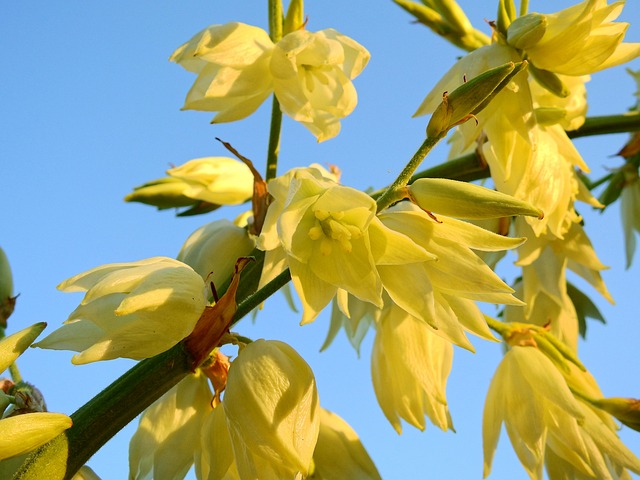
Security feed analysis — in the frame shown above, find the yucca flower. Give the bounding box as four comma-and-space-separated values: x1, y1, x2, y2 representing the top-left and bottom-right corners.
509, 0, 640, 76
171, 22, 370, 142
35, 257, 207, 364
222, 340, 320, 479
483, 346, 640, 479
371, 302, 454, 433
257, 166, 432, 325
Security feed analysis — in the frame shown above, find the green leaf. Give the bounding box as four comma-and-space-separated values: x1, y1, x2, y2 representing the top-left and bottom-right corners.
566, 282, 606, 339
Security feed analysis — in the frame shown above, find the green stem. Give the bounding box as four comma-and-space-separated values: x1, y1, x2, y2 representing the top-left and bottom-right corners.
568, 112, 640, 139
484, 316, 510, 338
9, 363, 21, 384
266, 95, 283, 181
268, 0, 283, 43
265, 0, 284, 181
376, 133, 445, 212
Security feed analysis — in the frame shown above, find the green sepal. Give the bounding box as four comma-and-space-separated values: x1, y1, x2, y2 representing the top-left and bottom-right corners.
529, 63, 569, 98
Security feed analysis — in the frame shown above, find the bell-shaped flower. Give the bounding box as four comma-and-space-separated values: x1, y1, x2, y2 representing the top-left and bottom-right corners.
371, 303, 454, 433
170, 22, 274, 123
177, 219, 256, 287
483, 346, 586, 478
197, 403, 240, 480
258, 167, 432, 325
34, 257, 207, 364
129, 371, 214, 479
312, 408, 382, 479
271, 28, 370, 141
172, 23, 369, 142
166, 157, 254, 206
222, 339, 320, 479
512, 1, 640, 76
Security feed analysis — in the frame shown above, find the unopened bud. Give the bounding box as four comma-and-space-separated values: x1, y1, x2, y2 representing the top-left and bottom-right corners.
284, 0, 305, 34
507, 13, 547, 50
0, 412, 72, 461
408, 178, 544, 219
427, 61, 527, 137
589, 397, 640, 432
0, 247, 15, 328
0, 323, 46, 373
124, 177, 196, 210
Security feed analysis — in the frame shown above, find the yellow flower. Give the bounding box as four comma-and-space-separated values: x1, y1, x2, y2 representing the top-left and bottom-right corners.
512, 0, 640, 76
166, 157, 254, 206
35, 257, 207, 364
170, 22, 274, 123
177, 219, 256, 287
312, 408, 382, 479
258, 167, 431, 325
223, 340, 320, 479
129, 372, 213, 479
483, 346, 585, 478
371, 303, 454, 433
171, 23, 370, 142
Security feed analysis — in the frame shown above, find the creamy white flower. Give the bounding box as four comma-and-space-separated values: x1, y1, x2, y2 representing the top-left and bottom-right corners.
371, 303, 454, 433
129, 372, 213, 480
223, 340, 320, 479
172, 23, 369, 142
35, 257, 207, 364
519, 0, 640, 76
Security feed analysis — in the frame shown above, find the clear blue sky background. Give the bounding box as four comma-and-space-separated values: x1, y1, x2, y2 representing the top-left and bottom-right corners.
3, 1, 640, 478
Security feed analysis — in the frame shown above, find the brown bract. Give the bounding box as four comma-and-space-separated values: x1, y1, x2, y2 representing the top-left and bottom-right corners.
183, 257, 253, 369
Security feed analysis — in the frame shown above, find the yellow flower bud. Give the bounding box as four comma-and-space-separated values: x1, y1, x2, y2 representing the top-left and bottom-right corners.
408, 178, 543, 219
0, 323, 46, 373
177, 219, 256, 289
124, 177, 196, 210
589, 397, 640, 432
506, 13, 547, 50
0, 412, 72, 461
223, 340, 320, 478
426, 61, 527, 137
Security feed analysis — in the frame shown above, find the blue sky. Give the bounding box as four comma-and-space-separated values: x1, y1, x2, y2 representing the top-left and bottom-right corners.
2, 1, 640, 478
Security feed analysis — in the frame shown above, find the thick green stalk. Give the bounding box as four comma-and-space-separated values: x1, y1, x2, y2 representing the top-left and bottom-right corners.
376, 132, 446, 212
568, 112, 640, 139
